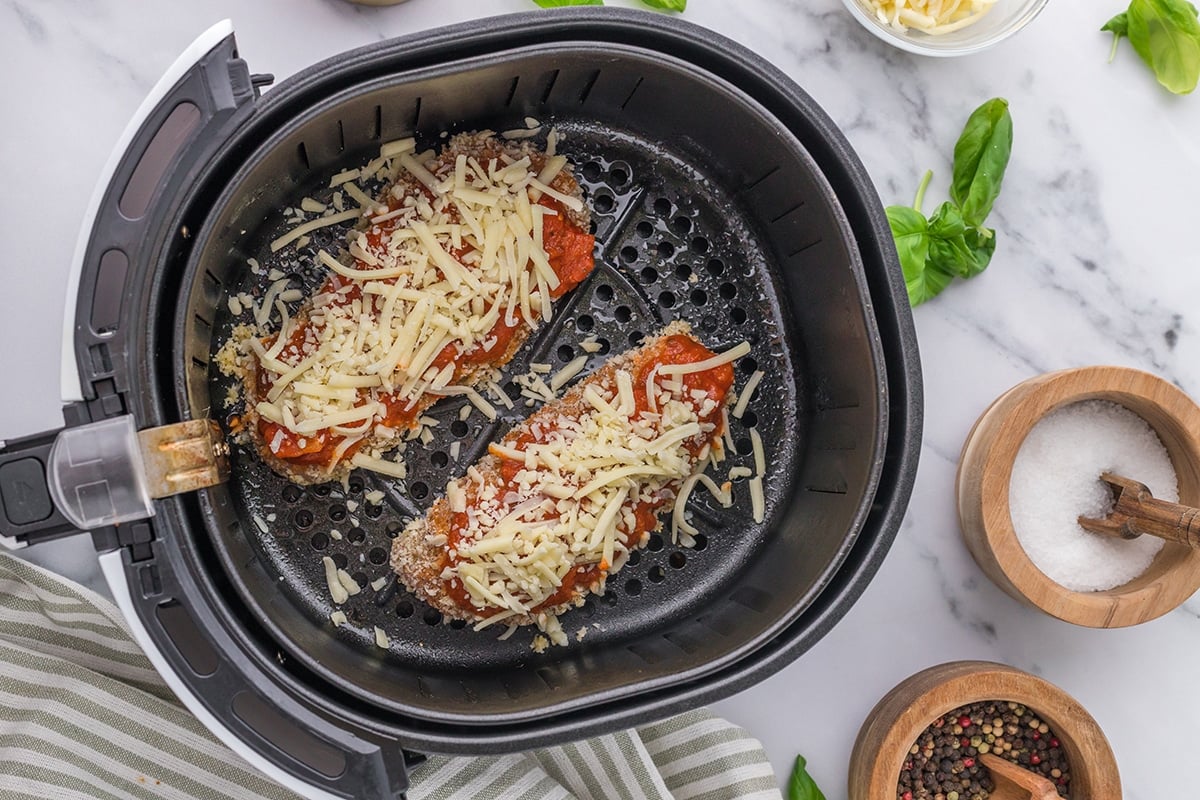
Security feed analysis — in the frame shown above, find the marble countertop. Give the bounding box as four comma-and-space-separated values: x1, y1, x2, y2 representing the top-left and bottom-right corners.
3, 0, 1198, 796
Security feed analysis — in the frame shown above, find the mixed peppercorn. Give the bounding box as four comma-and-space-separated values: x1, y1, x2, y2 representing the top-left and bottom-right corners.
896, 700, 1071, 800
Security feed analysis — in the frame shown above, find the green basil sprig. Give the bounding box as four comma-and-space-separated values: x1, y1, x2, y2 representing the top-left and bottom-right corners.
533, 0, 685, 9
787, 754, 827, 800
886, 98, 1012, 307
1104, 0, 1200, 94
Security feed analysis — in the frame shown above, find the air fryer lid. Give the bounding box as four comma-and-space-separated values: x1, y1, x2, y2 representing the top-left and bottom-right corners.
64, 10, 918, 798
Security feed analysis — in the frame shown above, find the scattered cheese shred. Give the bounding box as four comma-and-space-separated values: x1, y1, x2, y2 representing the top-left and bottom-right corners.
374, 626, 390, 649
337, 569, 362, 596
749, 428, 765, 477
732, 370, 763, 419
749, 475, 765, 523
322, 557, 349, 604
269, 208, 361, 253
659, 342, 751, 376
550, 355, 589, 392
329, 168, 361, 188
380, 137, 417, 158
351, 452, 408, 479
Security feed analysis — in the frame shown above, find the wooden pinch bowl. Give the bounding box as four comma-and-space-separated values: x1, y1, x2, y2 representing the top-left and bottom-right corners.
849, 661, 1121, 800
956, 366, 1200, 627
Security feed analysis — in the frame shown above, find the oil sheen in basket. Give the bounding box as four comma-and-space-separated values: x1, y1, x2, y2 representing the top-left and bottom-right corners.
208, 123, 801, 666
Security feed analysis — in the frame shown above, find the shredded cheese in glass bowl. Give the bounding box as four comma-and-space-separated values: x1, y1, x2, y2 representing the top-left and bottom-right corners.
841, 0, 1048, 56
868, 0, 998, 35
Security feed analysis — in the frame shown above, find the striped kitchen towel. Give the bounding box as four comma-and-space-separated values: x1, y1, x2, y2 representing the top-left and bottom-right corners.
0, 554, 782, 800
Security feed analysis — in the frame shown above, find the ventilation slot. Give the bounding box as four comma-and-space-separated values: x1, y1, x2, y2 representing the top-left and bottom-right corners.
620, 77, 644, 109
539, 69, 561, 104
770, 201, 804, 224
578, 69, 601, 104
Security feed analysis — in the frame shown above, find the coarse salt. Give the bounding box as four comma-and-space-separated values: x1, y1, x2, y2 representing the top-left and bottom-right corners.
1009, 400, 1177, 592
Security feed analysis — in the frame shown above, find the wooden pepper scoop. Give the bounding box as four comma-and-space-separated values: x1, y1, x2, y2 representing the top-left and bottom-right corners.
1077, 472, 1200, 548
979, 754, 1059, 800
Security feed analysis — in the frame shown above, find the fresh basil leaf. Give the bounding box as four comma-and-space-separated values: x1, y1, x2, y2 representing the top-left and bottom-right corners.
949, 98, 1013, 229
787, 754, 827, 800
926, 202, 988, 278
887, 205, 949, 306
1126, 0, 1200, 94
533, 0, 603, 6
640, 0, 687, 9
961, 227, 997, 277
887, 205, 929, 272
1103, 12, 1130, 61
927, 201, 966, 240
1103, 10, 1130, 35
929, 236, 972, 278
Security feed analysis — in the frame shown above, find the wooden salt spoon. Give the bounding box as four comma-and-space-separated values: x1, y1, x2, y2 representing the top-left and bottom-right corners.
979, 754, 1059, 800
1077, 471, 1200, 548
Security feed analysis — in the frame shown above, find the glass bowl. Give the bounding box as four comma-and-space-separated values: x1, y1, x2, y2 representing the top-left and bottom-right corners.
840, 0, 1050, 56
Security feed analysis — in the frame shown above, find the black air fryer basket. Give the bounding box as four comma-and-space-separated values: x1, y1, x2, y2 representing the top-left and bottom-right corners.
0, 10, 921, 799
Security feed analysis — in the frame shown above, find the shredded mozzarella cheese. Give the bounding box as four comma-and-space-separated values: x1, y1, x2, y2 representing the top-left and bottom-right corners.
863, 0, 998, 34
244, 133, 589, 475
421, 338, 741, 619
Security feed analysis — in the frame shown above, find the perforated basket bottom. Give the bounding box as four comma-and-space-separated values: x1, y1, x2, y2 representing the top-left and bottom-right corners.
210, 121, 800, 670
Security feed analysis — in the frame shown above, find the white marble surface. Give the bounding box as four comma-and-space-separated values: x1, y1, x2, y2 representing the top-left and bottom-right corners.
2, 0, 1199, 796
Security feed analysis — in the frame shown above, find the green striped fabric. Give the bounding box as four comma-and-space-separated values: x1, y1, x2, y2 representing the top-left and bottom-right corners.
0, 555, 782, 800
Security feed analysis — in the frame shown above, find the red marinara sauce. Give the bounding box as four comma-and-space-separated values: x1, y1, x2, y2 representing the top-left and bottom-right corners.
256, 198, 594, 466
442, 335, 735, 617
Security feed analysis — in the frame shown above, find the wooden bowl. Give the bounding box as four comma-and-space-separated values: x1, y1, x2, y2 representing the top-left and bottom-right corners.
849, 661, 1120, 799
956, 366, 1200, 627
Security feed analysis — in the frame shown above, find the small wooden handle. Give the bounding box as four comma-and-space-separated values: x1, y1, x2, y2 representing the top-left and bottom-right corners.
979, 754, 1059, 800
1078, 472, 1200, 548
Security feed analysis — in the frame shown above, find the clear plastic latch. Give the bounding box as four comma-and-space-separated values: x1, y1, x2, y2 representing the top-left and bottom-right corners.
47, 416, 230, 530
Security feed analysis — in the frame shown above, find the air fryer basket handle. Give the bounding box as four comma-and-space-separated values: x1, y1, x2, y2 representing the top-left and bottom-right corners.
0, 428, 83, 548
102, 545, 415, 800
